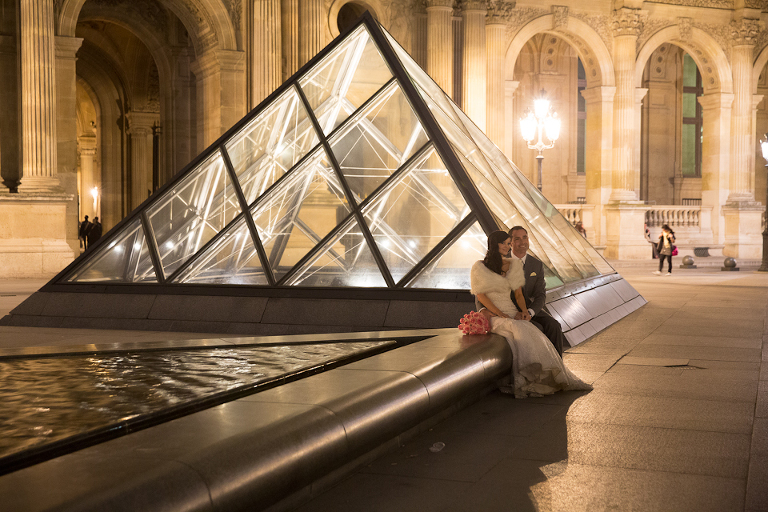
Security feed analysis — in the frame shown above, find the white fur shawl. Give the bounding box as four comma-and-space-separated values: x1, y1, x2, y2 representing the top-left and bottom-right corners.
470, 258, 525, 295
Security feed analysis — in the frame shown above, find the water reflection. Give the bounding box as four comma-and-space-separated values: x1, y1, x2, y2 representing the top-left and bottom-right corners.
0, 341, 391, 461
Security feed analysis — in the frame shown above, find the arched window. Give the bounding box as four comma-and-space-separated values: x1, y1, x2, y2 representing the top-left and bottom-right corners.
681, 53, 702, 177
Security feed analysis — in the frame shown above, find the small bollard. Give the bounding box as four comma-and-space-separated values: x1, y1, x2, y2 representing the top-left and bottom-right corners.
679, 255, 696, 269
721, 257, 740, 271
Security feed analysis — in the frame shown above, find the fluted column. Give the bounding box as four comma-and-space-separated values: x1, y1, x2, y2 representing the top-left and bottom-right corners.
299, 0, 323, 66
582, 86, 615, 247
698, 92, 733, 246
609, 8, 640, 202
426, 0, 453, 97
462, 1, 487, 131
18, 0, 60, 193
253, 0, 281, 106
127, 112, 158, 210
486, 11, 506, 148
728, 18, 759, 203
281, 0, 299, 80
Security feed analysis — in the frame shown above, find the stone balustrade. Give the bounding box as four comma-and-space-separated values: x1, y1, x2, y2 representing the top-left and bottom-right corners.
645, 206, 702, 228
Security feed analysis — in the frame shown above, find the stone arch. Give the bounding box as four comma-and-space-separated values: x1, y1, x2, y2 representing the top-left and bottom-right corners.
635, 26, 732, 94
505, 15, 615, 88
328, 0, 382, 38
752, 44, 768, 93
58, 0, 238, 54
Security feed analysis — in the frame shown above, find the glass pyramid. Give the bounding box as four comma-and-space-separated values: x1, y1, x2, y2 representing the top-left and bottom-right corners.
58, 14, 615, 291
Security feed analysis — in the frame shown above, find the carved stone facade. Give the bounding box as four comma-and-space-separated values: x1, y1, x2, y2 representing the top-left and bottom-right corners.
4, 0, 768, 277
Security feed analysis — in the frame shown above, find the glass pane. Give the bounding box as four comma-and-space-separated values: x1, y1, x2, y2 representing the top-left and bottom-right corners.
682, 93, 696, 118
363, 146, 468, 283
172, 218, 268, 285
299, 26, 392, 135
284, 217, 387, 287
406, 220, 485, 289
65, 217, 156, 283
146, 151, 241, 279
251, 147, 351, 282
330, 82, 429, 203
683, 53, 697, 87
682, 124, 696, 176
225, 87, 319, 205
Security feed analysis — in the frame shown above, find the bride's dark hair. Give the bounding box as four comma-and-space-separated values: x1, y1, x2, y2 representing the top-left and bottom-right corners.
483, 230, 510, 275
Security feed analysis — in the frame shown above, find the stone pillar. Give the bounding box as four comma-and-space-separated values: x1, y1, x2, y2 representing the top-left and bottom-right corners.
18, 0, 61, 193
461, 2, 487, 131
729, 19, 759, 203
78, 135, 98, 220
56, 36, 84, 252
609, 7, 640, 202
426, 0, 453, 97
281, 0, 299, 80
634, 88, 648, 195
299, 0, 323, 66
504, 80, 519, 158
167, 47, 195, 181
253, 0, 281, 107
582, 86, 615, 248
486, 12, 506, 149
191, 50, 247, 150
699, 92, 733, 249
127, 112, 158, 210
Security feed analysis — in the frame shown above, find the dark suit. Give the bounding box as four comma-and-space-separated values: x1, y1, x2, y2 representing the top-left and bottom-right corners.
516, 255, 565, 356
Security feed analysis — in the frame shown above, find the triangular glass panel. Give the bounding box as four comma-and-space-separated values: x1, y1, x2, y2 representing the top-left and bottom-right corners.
251, 146, 351, 282
64, 217, 156, 283
362, 145, 468, 283
171, 217, 268, 285
145, 150, 241, 279
330, 81, 429, 204
406, 220, 485, 289
225, 86, 319, 205
283, 217, 387, 287
299, 25, 393, 135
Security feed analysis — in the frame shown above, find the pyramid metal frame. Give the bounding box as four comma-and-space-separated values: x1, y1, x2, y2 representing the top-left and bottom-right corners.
47, 12, 614, 297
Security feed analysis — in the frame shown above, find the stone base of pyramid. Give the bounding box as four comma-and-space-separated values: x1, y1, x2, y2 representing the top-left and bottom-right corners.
2, 274, 645, 347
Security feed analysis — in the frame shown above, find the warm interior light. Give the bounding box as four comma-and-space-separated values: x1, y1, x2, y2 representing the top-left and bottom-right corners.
545, 113, 561, 142
533, 98, 550, 119
761, 134, 768, 162
519, 112, 536, 142
91, 187, 98, 199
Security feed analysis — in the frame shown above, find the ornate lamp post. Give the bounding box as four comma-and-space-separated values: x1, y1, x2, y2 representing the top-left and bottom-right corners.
520, 89, 561, 192
759, 135, 768, 272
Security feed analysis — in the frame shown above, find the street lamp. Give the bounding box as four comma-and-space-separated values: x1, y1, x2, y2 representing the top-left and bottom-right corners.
91, 186, 99, 211
520, 89, 561, 192
759, 135, 768, 272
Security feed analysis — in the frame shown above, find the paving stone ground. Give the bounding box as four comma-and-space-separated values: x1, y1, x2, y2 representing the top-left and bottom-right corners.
1, 263, 767, 512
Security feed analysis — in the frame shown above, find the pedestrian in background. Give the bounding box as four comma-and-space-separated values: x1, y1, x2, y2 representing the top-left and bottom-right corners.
78, 216, 92, 250
653, 224, 676, 275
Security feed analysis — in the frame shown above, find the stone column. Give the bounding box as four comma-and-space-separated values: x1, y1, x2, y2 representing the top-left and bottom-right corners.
426, 0, 453, 97
485, 11, 506, 148
728, 19, 759, 203
504, 80, 519, 158
462, 1, 487, 131
127, 112, 158, 210
78, 135, 98, 220
609, 7, 640, 202
253, 0, 281, 107
18, 0, 61, 193
281, 0, 299, 80
582, 86, 615, 248
634, 88, 648, 195
299, 0, 323, 66
191, 50, 247, 150
55, 36, 84, 251
698, 92, 732, 249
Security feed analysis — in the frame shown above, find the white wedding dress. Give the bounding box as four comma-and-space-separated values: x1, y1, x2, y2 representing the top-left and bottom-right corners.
471, 258, 592, 398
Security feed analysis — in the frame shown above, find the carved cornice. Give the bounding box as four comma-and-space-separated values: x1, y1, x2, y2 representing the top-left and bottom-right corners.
83, 0, 169, 34
425, 0, 453, 8
644, 0, 732, 6
612, 7, 641, 38
678, 17, 693, 42
730, 18, 761, 46
504, 6, 547, 37
459, 0, 488, 12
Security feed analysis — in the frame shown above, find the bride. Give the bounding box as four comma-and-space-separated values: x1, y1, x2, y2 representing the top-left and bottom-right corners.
471, 230, 591, 398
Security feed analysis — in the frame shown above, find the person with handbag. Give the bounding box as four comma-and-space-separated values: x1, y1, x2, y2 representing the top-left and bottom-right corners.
653, 224, 676, 275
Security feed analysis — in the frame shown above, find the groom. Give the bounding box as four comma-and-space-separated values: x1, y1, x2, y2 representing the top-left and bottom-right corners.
507, 226, 565, 357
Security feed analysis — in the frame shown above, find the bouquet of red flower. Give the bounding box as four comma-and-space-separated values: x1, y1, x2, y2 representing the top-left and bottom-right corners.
458, 310, 490, 335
